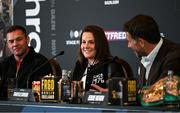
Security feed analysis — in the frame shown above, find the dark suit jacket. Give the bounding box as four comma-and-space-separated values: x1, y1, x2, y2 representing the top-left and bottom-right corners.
138, 39, 180, 88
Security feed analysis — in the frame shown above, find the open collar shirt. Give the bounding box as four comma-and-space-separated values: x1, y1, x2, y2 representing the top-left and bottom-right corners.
141, 38, 163, 80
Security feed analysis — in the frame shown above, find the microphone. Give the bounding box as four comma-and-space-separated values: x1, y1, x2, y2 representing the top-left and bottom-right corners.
26, 51, 64, 88
52, 51, 64, 59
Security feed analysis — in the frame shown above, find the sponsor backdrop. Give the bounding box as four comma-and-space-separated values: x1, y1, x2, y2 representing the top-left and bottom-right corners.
11, 0, 180, 77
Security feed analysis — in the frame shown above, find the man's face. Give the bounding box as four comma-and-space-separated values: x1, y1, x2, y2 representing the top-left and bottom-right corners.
7, 29, 29, 58
126, 32, 146, 57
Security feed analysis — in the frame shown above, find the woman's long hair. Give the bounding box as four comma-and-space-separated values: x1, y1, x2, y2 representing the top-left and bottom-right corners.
78, 25, 112, 65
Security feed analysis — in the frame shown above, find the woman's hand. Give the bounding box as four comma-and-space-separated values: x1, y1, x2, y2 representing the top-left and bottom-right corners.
90, 84, 108, 92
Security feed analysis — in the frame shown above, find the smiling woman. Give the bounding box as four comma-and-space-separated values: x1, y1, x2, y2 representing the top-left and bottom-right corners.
71, 25, 133, 92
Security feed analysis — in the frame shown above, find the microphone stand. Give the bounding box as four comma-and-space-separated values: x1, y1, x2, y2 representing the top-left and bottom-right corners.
26, 51, 64, 88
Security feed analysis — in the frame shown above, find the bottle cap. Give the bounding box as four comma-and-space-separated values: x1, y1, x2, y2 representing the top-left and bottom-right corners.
167, 70, 173, 76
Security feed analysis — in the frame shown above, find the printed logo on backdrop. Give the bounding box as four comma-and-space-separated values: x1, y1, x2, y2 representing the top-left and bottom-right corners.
66, 29, 82, 45
105, 31, 126, 41
50, 0, 57, 56
105, 32, 165, 41
65, 30, 126, 46
25, 0, 46, 53
104, 0, 119, 5
105, 31, 165, 41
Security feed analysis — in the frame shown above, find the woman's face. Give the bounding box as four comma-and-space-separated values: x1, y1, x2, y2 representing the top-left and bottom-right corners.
81, 32, 96, 62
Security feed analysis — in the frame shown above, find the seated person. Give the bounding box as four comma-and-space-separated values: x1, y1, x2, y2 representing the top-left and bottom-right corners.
0, 25, 61, 100
71, 25, 133, 92
123, 14, 180, 89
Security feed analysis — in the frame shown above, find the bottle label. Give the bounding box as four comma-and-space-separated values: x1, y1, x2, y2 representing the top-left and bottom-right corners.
61, 83, 70, 102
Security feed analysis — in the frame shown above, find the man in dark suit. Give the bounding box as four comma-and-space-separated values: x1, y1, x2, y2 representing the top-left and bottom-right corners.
123, 14, 180, 89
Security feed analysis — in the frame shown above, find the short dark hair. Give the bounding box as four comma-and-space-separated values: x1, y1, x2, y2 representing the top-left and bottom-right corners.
78, 25, 112, 64
123, 14, 161, 44
6, 25, 27, 36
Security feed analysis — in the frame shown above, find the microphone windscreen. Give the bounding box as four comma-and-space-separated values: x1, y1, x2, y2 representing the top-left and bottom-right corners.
59, 51, 64, 55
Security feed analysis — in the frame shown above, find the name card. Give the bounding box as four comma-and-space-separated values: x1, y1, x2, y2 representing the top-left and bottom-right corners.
88, 95, 105, 101
83, 91, 108, 105
13, 91, 29, 97
8, 88, 34, 102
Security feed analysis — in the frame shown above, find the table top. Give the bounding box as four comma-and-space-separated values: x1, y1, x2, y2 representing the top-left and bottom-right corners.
0, 100, 179, 112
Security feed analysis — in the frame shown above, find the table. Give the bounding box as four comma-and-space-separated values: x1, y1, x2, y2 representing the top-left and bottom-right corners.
0, 100, 179, 113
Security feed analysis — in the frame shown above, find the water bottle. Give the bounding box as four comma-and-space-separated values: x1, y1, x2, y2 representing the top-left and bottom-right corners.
59, 69, 71, 103
119, 81, 123, 106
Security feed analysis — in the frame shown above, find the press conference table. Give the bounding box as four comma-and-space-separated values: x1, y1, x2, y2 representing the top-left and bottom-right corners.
0, 100, 179, 113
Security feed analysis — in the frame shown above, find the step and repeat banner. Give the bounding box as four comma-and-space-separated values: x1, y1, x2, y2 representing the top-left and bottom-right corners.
1, 0, 180, 76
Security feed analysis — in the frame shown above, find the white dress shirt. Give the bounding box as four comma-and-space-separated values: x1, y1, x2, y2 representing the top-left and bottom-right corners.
140, 38, 163, 80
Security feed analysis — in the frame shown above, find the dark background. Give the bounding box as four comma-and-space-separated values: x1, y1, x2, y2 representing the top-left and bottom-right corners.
12, 0, 180, 77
